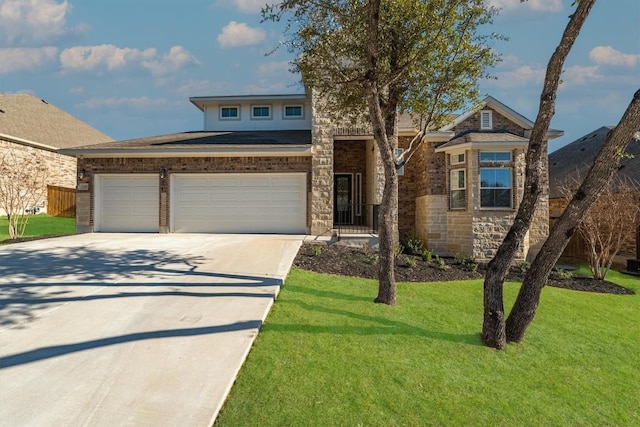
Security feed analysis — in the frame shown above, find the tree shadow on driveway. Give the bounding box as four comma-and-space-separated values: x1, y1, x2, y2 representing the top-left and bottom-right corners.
0, 244, 280, 329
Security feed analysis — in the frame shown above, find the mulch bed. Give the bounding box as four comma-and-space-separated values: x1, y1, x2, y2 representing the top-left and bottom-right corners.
294, 243, 635, 295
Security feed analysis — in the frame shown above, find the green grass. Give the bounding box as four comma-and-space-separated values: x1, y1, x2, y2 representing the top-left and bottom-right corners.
215, 269, 640, 426
0, 214, 76, 242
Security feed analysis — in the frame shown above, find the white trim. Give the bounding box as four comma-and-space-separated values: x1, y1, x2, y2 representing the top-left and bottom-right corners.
0, 132, 60, 152
283, 104, 304, 119
480, 110, 493, 130
435, 141, 528, 153
62, 145, 313, 158
251, 104, 272, 120
355, 173, 362, 216
219, 105, 240, 120
450, 152, 465, 165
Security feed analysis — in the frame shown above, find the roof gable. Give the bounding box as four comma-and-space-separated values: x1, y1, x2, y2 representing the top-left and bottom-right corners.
439, 95, 563, 139
0, 93, 113, 150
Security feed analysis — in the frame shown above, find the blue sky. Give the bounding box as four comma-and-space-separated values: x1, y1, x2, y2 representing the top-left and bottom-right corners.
1, 0, 638, 151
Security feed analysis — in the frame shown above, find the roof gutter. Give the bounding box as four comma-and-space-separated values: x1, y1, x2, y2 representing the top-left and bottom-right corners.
59, 145, 313, 159
0, 132, 59, 152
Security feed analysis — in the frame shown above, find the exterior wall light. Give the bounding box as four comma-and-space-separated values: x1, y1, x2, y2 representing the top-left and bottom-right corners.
78, 168, 86, 179
160, 168, 167, 179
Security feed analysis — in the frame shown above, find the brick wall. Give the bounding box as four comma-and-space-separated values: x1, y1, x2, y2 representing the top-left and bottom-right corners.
1, 138, 76, 214
334, 140, 367, 202
77, 156, 312, 233
453, 107, 526, 137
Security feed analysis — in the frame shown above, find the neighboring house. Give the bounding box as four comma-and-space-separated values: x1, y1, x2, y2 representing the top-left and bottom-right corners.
0, 93, 113, 214
548, 126, 640, 261
61, 93, 562, 261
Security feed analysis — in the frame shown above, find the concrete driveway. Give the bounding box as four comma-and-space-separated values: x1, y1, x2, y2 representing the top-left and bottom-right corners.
0, 233, 303, 426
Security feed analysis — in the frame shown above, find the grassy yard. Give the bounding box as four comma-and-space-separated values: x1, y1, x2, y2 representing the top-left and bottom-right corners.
215, 269, 640, 426
0, 214, 75, 242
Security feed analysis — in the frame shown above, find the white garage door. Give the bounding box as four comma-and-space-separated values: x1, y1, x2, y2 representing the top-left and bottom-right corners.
171, 173, 307, 234
96, 175, 159, 232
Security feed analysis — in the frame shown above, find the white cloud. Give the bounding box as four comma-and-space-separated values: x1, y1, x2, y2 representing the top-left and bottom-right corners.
217, 21, 266, 48
257, 61, 291, 77
141, 45, 199, 77
226, 0, 266, 13
77, 96, 169, 110
0, 0, 87, 46
488, 0, 562, 13
60, 44, 156, 72
0, 47, 58, 74
69, 86, 84, 94
589, 46, 640, 68
561, 65, 603, 86
490, 65, 546, 88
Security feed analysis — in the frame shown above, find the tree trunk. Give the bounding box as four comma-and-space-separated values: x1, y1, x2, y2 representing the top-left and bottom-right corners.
363, 0, 397, 305
506, 89, 640, 342
481, 0, 596, 349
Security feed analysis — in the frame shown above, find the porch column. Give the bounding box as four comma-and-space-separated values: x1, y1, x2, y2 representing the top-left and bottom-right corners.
310, 90, 334, 235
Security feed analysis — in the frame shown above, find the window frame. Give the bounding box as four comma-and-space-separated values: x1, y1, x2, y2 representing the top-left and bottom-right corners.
396, 148, 405, 176
480, 110, 493, 130
283, 104, 304, 119
451, 152, 465, 165
219, 105, 240, 120
479, 151, 512, 163
479, 167, 513, 209
251, 105, 272, 120
449, 168, 466, 210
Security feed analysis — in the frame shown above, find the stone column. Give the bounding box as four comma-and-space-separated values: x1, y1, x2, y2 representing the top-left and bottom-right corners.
310, 90, 334, 235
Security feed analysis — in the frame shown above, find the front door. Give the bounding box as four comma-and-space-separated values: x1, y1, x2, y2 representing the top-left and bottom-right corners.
334, 174, 353, 225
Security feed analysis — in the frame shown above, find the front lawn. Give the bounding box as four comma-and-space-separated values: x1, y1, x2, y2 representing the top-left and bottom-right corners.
215, 269, 639, 426
0, 214, 76, 242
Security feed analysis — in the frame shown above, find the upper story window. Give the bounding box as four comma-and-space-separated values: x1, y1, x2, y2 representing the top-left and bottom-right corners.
480, 110, 493, 130
451, 153, 465, 165
479, 151, 511, 162
220, 106, 239, 120
252, 105, 272, 119
284, 104, 304, 119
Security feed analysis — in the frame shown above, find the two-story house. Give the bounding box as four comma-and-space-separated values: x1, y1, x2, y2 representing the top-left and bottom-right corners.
61, 92, 562, 261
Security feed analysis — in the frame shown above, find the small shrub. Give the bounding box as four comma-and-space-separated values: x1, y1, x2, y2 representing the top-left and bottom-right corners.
518, 261, 531, 274
394, 243, 405, 257
556, 268, 574, 280
364, 254, 379, 265
309, 245, 324, 257
421, 249, 432, 263
454, 254, 478, 272
433, 255, 450, 270
400, 230, 424, 255
405, 257, 417, 268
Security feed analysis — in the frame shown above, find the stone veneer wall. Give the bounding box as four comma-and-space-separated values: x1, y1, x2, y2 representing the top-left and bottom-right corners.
311, 91, 334, 235
76, 156, 312, 233
0, 138, 76, 214
470, 148, 527, 261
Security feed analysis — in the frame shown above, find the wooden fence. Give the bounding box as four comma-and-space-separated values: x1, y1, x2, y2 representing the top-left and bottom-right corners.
47, 185, 76, 218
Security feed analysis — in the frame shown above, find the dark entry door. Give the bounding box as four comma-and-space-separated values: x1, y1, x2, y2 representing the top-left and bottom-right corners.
334, 174, 353, 225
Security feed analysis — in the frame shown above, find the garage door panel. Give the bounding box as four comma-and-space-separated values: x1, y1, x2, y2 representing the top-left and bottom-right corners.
97, 175, 159, 233
172, 173, 306, 234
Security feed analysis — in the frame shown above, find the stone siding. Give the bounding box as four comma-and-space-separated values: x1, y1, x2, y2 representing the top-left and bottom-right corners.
447, 210, 473, 256
415, 194, 448, 253
76, 156, 312, 233
1, 138, 76, 214
311, 91, 334, 235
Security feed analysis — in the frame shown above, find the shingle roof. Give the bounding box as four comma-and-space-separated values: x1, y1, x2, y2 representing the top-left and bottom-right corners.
436, 131, 528, 150
0, 93, 113, 149
61, 130, 312, 155
548, 126, 640, 198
